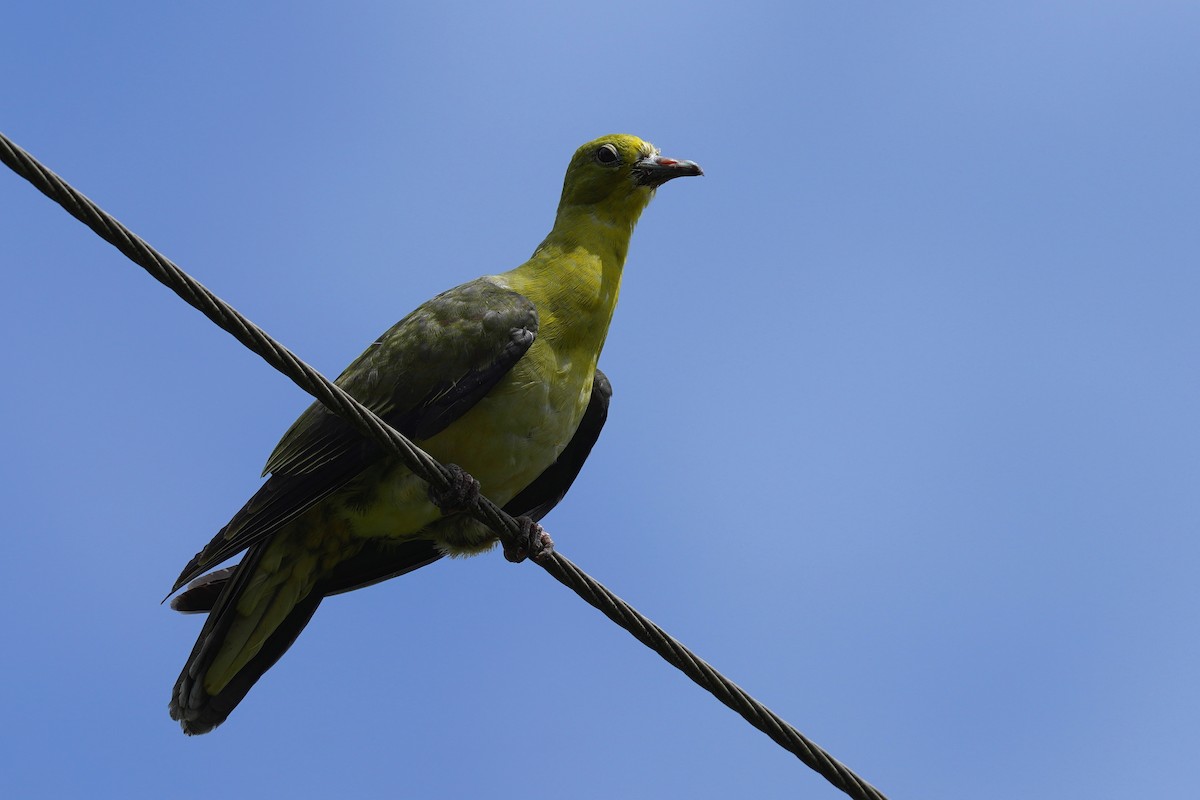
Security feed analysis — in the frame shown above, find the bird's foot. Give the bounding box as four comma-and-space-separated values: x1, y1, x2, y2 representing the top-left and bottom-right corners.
429, 464, 481, 514
503, 516, 555, 563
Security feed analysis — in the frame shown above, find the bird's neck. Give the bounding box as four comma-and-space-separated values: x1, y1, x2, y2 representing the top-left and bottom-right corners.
543, 203, 639, 269
505, 202, 645, 359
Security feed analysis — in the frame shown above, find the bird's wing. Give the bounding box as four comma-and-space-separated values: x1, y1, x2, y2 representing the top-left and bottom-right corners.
170, 278, 537, 593
169, 369, 612, 611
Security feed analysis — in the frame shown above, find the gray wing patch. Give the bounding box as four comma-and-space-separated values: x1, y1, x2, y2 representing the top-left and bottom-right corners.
170, 278, 537, 593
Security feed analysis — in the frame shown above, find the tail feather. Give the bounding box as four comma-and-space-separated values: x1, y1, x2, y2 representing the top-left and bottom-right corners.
173, 594, 323, 734
170, 567, 237, 614
171, 542, 326, 734
169, 538, 443, 734
169, 542, 322, 735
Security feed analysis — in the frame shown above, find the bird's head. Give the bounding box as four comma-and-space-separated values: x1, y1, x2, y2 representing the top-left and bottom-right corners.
556, 134, 702, 226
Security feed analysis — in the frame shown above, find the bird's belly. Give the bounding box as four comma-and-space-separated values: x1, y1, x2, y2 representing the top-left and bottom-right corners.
345, 350, 592, 546
422, 354, 591, 500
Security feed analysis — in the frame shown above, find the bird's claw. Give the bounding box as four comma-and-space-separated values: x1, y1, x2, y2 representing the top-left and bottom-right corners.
428, 464, 481, 514
503, 516, 555, 563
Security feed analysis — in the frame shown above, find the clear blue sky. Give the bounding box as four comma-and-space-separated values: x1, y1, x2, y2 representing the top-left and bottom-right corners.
2, 3, 1197, 798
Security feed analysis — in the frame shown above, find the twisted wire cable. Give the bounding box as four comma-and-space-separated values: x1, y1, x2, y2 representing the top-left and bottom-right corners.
1, 131, 888, 800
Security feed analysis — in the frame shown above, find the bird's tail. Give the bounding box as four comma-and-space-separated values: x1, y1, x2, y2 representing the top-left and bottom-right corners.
169, 537, 445, 734
169, 541, 323, 735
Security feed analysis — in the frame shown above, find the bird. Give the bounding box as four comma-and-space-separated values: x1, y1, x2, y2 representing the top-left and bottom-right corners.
166, 134, 702, 734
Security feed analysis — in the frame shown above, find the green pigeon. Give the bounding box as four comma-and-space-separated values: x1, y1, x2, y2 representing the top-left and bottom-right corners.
168, 134, 702, 734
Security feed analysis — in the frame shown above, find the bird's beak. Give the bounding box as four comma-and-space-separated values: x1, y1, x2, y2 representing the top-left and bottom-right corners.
633, 153, 704, 187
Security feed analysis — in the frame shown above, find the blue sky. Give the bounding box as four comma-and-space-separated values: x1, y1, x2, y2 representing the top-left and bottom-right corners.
2, 3, 1197, 798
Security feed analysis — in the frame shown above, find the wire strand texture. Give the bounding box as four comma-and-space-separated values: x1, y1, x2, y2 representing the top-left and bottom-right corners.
1, 131, 888, 800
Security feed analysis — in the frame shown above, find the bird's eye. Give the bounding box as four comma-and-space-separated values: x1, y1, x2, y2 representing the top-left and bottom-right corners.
595, 144, 619, 165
